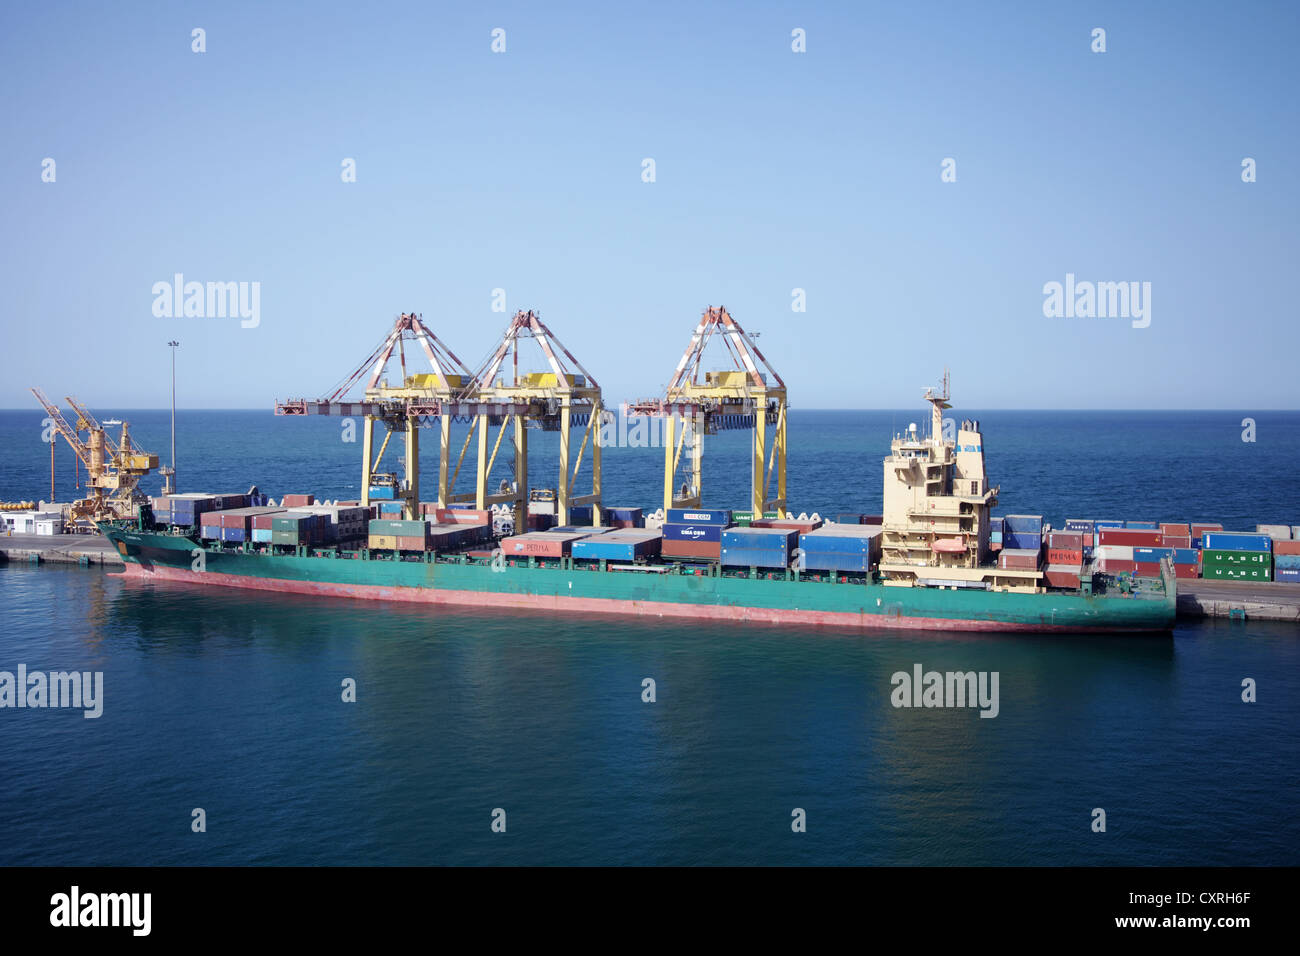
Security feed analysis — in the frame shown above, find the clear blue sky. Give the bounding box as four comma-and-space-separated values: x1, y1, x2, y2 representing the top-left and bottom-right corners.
2, 1, 1296, 410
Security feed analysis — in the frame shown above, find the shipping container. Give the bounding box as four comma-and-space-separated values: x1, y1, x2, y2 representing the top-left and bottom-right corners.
1172, 548, 1200, 565
1063, 519, 1094, 533
1189, 522, 1223, 538
571, 530, 662, 562
1124, 521, 1158, 530
368, 518, 427, 536
1098, 528, 1162, 548
662, 522, 724, 543
605, 507, 644, 526
1203, 564, 1272, 581
1201, 532, 1272, 552
998, 548, 1041, 571
251, 528, 273, 544
219, 526, 246, 543
1275, 567, 1300, 582
750, 518, 822, 532
1272, 553, 1300, 571
367, 534, 398, 550
500, 531, 591, 558
1202, 549, 1271, 567
1047, 531, 1084, 550
1256, 523, 1292, 540
282, 494, 315, 507
665, 507, 732, 526
660, 538, 721, 560
1003, 530, 1042, 551
1134, 561, 1163, 577
1002, 515, 1043, 534
1044, 565, 1083, 589
1093, 519, 1124, 529
1134, 547, 1173, 562
722, 526, 799, 551
1046, 548, 1084, 565
988, 516, 1004, 534
1159, 534, 1192, 548
433, 508, 491, 525
834, 513, 864, 525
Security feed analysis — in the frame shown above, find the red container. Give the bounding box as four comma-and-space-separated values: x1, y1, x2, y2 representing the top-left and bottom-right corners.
1174, 564, 1199, 579
1160, 534, 1192, 548
1189, 523, 1222, 537
435, 508, 491, 525
1135, 561, 1163, 577
1098, 528, 1162, 547
1160, 522, 1190, 536
1046, 531, 1084, 550
500, 531, 587, 558
1047, 548, 1084, 565
252, 513, 278, 530
751, 519, 822, 532
661, 539, 721, 560
1274, 540, 1300, 556
998, 549, 1041, 570
200, 511, 222, 529
1099, 558, 1138, 573
395, 535, 428, 551
283, 494, 315, 507
1044, 565, 1083, 589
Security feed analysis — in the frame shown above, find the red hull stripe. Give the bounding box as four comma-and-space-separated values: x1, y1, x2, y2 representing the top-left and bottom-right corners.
116, 563, 1164, 634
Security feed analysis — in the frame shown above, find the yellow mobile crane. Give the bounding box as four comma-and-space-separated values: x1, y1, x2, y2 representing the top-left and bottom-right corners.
30, 388, 160, 523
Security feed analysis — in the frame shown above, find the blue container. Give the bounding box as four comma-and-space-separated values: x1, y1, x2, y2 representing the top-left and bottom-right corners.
368, 486, 395, 500
662, 522, 723, 542
1202, 532, 1272, 552
835, 513, 864, 525
1134, 547, 1173, 562
606, 507, 644, 522
722, 527, 799, 552
803, 552, 873, 573
251, 528, 272, 543
1094, 519, 1124, 529
1275, 567, 1300, 582
572, 532, 662, 562
1172, 548, 1200, 565
1124, 520, 1158, 529
988, 517, 1004, 533
989, 531, 1003, 544
720, 547, 790, 569
1003, 531, 1042, 551
1273, 554, 1300, 571
1002, 514, 1043, 534
1064, 519, 1095, 532
221, 526, 247, 543
568, 505, 595, 524
665, 508, 731, 526
799, 532, 874, 554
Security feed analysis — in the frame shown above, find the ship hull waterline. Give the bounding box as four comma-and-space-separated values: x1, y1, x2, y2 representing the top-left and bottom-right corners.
102, 528, 1177, 635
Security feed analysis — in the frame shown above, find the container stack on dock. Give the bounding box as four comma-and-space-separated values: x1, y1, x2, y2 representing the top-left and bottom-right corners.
660, 508, 731, 561
1271, 533, 1300, 583
1200, 531, 1273, 581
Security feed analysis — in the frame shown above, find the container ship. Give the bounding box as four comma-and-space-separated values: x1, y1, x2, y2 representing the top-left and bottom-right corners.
97, 379, 1178, 634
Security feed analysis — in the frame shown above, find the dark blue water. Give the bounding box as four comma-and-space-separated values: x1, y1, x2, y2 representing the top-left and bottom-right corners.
1, 409, 1298, 865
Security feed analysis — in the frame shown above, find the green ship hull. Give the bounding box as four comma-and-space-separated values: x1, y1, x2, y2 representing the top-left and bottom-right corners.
98, 524, 1177, 634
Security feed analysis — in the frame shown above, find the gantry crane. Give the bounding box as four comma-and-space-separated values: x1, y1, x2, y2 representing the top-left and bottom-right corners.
461, 310, 605, 527
275, 312, 529, 520
29, 388, 160, 522
624, 306, 787, 516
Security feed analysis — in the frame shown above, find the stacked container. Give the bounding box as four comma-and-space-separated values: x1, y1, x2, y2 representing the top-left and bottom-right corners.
662, 508, 731, 560
797, 525, 880, 573
272, 511, 330, 547
500, 530, 593, 558
1272, 538, 1300, 583
720, 526, 799, 569
1189, 523, 1222, 549
1093, 545, 1136, 574
1200, 531, 1272, 581
1001, 515, 1044, 551
997, 548, 1041, 571
571, 529, 663, 562
368, 518, 429, 551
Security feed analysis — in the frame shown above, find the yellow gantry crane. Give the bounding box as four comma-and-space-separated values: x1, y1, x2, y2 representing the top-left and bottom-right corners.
625, 306, 788, 516
276, 312, 529, 520
459, 310, 605, 527
29, 388, 160, 521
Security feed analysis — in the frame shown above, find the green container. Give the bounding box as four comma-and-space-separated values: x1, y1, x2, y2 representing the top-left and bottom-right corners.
369, 518, 427, 536
1203, 564, 1272, 581
1202, 549, 1271, 567
732, 510, 753, 527
270, 530, 303, 546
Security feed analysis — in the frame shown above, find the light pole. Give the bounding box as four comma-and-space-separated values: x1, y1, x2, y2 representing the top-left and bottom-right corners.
166, 340, 179, 494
